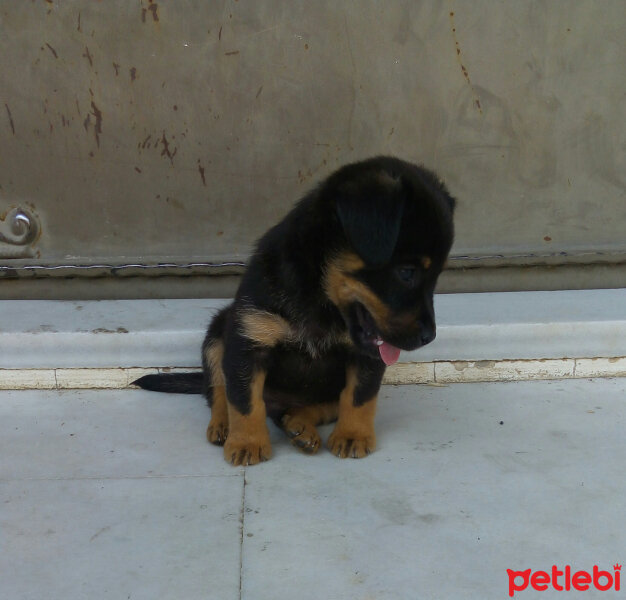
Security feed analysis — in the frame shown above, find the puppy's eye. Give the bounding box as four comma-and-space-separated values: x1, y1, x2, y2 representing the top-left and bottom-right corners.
395, 265, 418, 286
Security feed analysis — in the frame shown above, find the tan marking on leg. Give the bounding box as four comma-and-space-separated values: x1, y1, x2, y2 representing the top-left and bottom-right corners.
223, 370, 272, 466
421, 256, 432, 270
323, 251, 391, 329
239, 309, 292, 347
327, 366, 377, 458
280, 403, 338, 455
205, 340, 229, 445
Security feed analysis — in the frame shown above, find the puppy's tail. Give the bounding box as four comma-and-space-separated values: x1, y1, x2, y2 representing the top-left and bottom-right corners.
132, 372, 204, 394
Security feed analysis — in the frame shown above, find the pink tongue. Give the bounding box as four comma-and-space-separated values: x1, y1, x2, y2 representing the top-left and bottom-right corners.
379, 342, 401, 366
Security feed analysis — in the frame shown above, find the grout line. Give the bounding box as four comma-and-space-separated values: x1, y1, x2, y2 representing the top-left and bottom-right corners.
238, 470, 247, 600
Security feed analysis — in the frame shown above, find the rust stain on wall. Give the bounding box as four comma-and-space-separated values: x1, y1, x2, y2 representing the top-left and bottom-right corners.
141, 1, 159, 23
160, 132, 177, 164
197, 159, 206, 187
449, 11, 482, 115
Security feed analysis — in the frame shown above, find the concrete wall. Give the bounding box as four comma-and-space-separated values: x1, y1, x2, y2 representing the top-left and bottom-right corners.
1, 1, 624, 298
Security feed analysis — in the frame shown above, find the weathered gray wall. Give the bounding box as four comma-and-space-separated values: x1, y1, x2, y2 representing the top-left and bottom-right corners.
1, 1, 625, 298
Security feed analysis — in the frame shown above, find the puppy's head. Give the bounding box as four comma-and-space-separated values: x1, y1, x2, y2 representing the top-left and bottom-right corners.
323, 157, 455, 365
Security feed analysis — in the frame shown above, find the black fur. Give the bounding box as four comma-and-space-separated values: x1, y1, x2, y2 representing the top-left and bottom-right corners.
133, 156, 455, 455
133, 372, 203, 394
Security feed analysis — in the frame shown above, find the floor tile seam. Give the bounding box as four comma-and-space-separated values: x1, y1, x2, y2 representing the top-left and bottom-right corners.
238, 470, 247, 600
0, 473, 243, 483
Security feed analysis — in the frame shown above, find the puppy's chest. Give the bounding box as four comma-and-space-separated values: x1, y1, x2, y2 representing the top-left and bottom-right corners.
289, 321, 352, 358
239, 307, 351, 358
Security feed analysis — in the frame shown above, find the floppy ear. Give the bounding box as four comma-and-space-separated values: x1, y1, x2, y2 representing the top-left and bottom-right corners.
336, 189, 405, 267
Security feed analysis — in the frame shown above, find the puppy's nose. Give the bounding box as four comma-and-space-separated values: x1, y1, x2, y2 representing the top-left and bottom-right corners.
420, 325, 436, 346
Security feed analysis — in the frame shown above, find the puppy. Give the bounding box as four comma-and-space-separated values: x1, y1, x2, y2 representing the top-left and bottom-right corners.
134, 156, 455, 465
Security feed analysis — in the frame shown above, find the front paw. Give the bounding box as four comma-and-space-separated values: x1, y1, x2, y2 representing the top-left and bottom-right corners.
224, 437, 272, 466
327, 429, 376, 459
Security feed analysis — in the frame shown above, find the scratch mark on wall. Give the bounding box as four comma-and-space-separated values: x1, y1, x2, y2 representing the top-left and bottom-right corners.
225, 50, 240, 56
5, 104, 15, 135
77, 12, 81, 32
112, 62, 120, 76
130, 67, 137, 82
449, 11, 482, 115
45, 43, 58, 59
83, 46, 93, 67
90, 101, 103, 147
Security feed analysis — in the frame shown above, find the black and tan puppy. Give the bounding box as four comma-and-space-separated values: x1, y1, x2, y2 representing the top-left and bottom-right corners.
134, 156, 455, 465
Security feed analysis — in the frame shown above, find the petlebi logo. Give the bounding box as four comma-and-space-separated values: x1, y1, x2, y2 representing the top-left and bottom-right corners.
507, 564, 621, 597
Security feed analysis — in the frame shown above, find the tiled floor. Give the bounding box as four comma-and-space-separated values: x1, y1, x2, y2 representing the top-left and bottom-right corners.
2, 379, 625, 599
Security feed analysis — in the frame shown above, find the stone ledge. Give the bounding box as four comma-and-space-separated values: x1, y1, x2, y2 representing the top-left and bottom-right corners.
0, 289, 625, 389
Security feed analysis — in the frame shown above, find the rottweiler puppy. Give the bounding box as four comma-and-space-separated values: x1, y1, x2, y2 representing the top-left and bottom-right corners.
134, 156, 455, 465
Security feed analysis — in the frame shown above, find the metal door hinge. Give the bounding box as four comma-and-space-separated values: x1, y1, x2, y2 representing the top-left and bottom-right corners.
0, 206, 40, 258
